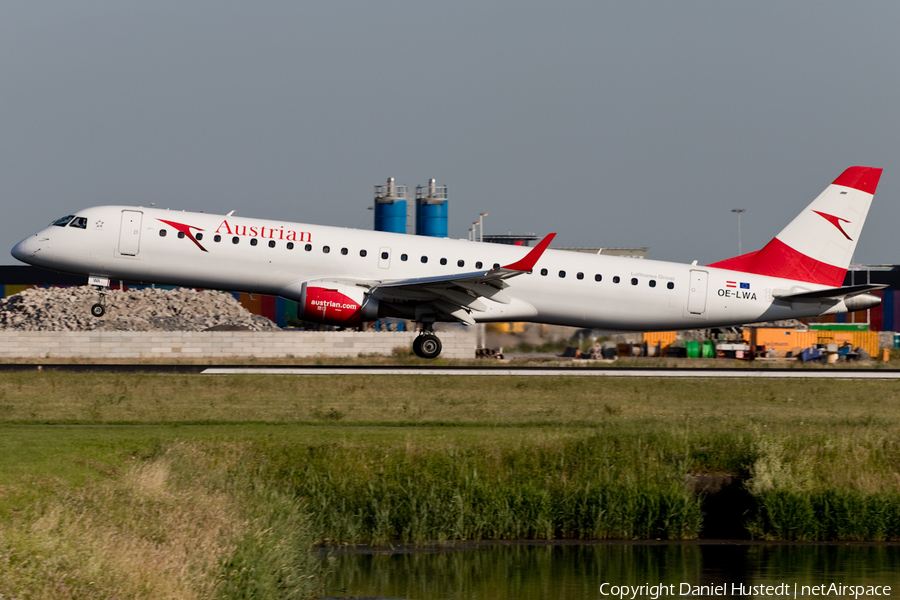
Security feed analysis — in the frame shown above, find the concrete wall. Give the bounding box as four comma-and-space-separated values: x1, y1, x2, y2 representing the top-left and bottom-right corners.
0, 330, 476, 360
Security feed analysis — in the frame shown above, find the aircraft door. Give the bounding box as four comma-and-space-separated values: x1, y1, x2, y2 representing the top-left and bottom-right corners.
378, 247, 391, 269
118, 210, 143, 256
687, 270, 709, 315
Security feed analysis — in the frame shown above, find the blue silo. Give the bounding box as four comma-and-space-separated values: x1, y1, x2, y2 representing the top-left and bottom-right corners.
373, 177, 407, 234
415, 179, 448, 237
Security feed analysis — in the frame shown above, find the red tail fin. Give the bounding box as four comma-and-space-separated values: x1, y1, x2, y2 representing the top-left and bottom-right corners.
708, 167, 881, 286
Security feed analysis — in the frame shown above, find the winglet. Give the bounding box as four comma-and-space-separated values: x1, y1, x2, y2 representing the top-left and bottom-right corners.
501, 233, 556, 272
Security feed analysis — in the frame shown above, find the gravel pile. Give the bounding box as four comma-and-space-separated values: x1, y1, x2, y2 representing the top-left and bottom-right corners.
0, 286, 280, 331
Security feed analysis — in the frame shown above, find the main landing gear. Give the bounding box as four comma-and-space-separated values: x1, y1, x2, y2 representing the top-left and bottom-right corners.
412, 323, 442, 359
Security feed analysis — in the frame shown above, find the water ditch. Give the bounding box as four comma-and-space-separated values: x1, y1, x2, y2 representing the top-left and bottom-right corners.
322, 542, 900, 600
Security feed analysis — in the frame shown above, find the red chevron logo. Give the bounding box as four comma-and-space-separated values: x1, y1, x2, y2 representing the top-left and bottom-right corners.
812, 210, 852, 241
157, 219, 208, 252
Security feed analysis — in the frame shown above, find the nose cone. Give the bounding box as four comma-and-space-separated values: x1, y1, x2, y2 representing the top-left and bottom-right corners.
11, 235, 40, 264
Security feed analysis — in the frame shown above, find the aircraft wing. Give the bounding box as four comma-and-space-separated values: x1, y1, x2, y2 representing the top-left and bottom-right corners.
366, 233, 556, 324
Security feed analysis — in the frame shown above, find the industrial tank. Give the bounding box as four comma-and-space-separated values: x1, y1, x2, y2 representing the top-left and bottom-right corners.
415, 179, 448, 237
373, 177, 407, 234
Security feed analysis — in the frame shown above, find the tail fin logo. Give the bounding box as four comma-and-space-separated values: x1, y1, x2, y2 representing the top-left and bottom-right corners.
812, 210, 853, 241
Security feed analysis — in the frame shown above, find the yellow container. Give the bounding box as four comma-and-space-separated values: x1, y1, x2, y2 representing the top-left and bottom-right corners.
3, 284, 33, 298
485, 322, 526, 334
750, 328, 879, 357
643, 331, 678, 350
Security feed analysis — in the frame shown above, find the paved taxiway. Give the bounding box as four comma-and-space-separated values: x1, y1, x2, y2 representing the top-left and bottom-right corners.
201, 367, 900, 378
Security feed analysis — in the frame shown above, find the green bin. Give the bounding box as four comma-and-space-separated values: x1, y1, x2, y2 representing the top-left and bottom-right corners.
686, 340, 700, 358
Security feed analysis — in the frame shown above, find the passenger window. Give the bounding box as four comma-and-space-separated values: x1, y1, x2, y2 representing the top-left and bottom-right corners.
323, 246, 330, 253
360, 249, 367, 257
287, 242, 294, 249
178, 232, 185, 239
577, 272, 584, 280
68, 217, 88, 229
268, 240, 276, 248
401, 254, 408, 261
341, 248, 348, 255
631, 278, 638, 285
667, 282, 675, 289
559, 271, 566, 278
613, 276, 620, 283
476, 261, 483, 269
196, 233, 204, 241
540, 268, 548, 276
159, 230, 167, 237
595, 274, 602, 282
305, 244, 312, 251
382, 251, 389, 260
440, 258, 447, 265
493, 263, 500, 269
214, 234, 221, 242
232, 237, 239, 244
649, 280, 656, 288
458, 260, 465, 267
52, 215, 75, 227
250, 238, 258, 246
421, 256, 428, 263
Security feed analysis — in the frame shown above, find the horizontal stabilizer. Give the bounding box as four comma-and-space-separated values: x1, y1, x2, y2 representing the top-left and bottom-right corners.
773, 283, 887, 302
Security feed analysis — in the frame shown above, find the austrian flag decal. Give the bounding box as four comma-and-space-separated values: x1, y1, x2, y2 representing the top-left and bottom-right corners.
718, 281, 756, 301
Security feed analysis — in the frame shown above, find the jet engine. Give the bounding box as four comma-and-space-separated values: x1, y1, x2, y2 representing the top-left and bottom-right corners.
298, 280, 379, 327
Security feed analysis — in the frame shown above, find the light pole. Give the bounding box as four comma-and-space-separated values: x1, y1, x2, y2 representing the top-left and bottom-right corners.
731, 209, 746, 255
479, 212, 489, 243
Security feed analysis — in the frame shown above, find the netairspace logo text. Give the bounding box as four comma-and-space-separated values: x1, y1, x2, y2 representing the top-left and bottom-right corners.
599, 583, 891, 599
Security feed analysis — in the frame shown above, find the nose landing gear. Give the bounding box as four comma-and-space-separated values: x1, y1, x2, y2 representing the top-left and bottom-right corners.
90, 301, 105, 317
88, 276, 110, 317
412, 323, 442, 359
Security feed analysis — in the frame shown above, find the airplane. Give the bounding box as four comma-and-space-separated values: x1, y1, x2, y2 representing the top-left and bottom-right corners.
10, 166, 885, 359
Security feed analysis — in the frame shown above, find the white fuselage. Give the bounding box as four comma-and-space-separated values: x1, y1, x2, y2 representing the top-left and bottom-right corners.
11, 205, 849, 331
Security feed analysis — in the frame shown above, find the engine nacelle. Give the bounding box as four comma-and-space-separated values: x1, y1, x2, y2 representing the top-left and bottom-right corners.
299, 280, 379, 327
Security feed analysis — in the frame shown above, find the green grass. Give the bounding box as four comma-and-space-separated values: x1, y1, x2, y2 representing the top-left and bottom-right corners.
3, 372, 900, 597
2, 371, 900, 425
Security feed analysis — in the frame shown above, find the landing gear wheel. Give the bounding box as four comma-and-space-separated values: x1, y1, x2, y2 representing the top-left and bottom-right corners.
414, 334, 442, 359
91, 303, 105, 317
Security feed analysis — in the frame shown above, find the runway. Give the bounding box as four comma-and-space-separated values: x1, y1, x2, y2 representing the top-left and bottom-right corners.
2, 364, 900, 378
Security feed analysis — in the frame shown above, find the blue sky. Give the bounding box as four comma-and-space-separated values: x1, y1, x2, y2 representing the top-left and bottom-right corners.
3, 2, 899, 265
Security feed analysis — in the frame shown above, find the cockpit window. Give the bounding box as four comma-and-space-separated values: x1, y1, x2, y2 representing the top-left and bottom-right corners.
51, 215, 75, 227
68, 217, 88, 229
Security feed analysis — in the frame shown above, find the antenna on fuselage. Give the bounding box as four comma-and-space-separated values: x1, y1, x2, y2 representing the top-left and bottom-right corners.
226, 210, 235, 217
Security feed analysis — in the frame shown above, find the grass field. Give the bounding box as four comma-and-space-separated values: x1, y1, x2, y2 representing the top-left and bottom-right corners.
2, 372, 900, 598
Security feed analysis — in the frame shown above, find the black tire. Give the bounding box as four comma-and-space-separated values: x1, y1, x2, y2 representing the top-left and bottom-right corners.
412, 335, 425, 358
418, 335, 442, 359
91, 303, 105, 317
